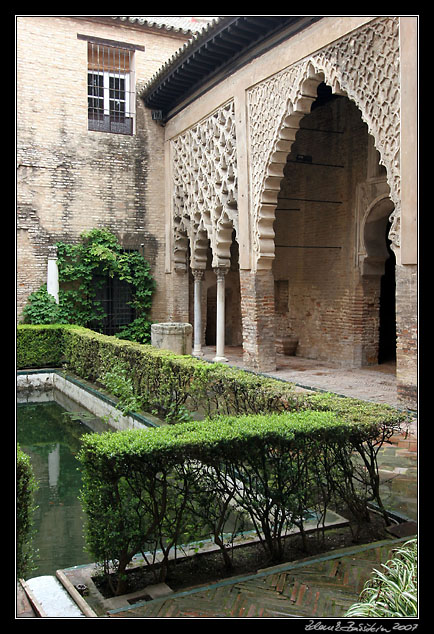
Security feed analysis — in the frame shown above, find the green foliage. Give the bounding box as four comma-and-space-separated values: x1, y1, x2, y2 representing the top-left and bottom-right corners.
78, 409, 398, 587
345, 538, 417, 617
99, 360, 146, 416
21, 285, 65, 325
16, 324, 66, 368
16, 445, 39, 579
21, 229, 155, 343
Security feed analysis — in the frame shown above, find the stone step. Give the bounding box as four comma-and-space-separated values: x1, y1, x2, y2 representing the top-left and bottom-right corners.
21, 575, 86, 618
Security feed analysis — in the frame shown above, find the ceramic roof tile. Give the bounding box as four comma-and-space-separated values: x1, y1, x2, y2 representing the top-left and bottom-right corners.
114, 16, 219, 35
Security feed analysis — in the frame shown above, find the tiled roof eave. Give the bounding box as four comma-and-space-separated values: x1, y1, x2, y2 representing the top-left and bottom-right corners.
140, 16, 321, 117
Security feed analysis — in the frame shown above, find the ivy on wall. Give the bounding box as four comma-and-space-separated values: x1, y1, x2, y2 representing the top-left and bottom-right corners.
21, 229, 155, 343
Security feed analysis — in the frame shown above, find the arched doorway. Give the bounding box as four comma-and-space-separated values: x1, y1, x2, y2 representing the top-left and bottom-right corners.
272, 81, 394, 367
360, 196, 396, 366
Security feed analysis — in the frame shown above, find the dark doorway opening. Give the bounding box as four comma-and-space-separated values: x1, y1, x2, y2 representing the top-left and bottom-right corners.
378, 223, 396, 364
91, 274, 135, 336
206, 284, 217, 346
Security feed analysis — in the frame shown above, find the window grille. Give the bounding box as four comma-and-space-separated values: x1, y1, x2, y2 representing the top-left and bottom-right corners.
91, 274, 135, 336
87, 42, 135, 135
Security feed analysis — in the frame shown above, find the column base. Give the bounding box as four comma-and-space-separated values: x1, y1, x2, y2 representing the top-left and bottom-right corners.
213, 356, 228, 363
192, 349, 204, 358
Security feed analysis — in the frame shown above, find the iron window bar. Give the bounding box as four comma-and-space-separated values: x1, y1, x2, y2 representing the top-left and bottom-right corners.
87, 41, 135, 135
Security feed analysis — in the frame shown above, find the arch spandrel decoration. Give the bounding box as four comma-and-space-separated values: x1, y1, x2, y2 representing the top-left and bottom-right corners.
171, 100, 238, 271
247, 16, 401, 270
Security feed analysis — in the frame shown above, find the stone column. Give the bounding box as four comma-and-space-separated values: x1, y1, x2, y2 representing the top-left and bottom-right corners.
192, 269, 205, 357
47, 245, 59, 304
213, 267, 228, 362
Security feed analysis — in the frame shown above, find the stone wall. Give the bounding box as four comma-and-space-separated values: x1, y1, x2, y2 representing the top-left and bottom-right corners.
16, 16, 189, 320
395, 264, 417, 408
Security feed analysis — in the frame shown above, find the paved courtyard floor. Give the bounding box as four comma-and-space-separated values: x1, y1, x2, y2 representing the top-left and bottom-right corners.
201, 346, 403, 409
108, 536, 415, 619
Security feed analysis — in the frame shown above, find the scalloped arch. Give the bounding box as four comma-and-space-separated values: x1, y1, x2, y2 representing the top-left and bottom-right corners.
173, 216, 190, 271
250, 17, 401, 270
171, 99, 238, 272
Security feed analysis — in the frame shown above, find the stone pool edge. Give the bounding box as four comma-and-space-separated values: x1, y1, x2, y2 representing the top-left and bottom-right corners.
17, 368, 163, 431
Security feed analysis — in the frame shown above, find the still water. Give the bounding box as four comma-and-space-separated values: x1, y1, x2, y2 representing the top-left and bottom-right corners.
17, 399, 108, 577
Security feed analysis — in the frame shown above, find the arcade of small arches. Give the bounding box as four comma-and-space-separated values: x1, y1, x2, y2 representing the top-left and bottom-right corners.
171, 85, 397, 371
168, 16, 402, 376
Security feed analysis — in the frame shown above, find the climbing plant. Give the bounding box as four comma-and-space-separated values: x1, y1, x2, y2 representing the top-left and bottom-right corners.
22, 229, 155, 343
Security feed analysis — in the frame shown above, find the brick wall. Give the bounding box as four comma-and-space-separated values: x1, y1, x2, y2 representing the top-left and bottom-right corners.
16, 16, 189, 321
272, 91, 385, 366
240, 269, 276, 372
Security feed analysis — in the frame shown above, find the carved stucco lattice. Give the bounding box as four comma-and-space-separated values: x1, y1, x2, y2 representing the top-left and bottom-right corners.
247, 16, 401, 270
171, 100, 237, 270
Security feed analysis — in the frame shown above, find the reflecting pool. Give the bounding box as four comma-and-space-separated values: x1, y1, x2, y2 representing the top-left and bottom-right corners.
17, 399, 108, 577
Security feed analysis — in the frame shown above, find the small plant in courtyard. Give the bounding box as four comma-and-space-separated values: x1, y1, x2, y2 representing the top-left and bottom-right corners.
345, 538, 417, 617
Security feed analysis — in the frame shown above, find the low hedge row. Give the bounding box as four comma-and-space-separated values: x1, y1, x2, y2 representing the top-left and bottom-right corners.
16, 324, 66, 368
78, 410, 398, 595
17, 444, 38, 579
17, 325, 408, 430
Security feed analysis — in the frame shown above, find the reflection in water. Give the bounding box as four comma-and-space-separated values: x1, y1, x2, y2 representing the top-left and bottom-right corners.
17, 400, 102, 577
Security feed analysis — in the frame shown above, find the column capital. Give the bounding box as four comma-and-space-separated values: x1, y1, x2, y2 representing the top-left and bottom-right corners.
47, 244, 58, 259
213, 266, 229, 281
192, 268, 205, 280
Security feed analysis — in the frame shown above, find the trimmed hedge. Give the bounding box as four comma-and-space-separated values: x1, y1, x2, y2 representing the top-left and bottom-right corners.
17, 444, 38, 578
16, 324, 66, 368
78, 410, 397, 593
17, 325, 408, 430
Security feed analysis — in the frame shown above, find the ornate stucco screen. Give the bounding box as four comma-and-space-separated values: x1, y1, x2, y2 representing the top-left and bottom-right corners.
248, 16, 402, 272
171, 101, 238, 360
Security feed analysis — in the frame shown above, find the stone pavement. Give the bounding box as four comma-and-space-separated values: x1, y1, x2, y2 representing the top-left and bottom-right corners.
201, 346, 403, 409
108, 537, 414, 619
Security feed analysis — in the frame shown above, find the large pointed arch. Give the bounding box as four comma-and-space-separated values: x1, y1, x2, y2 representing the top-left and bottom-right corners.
248, 16, 401, 270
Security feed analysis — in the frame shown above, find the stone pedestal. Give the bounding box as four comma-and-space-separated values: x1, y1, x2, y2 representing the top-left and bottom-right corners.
151, 322, 193, 355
